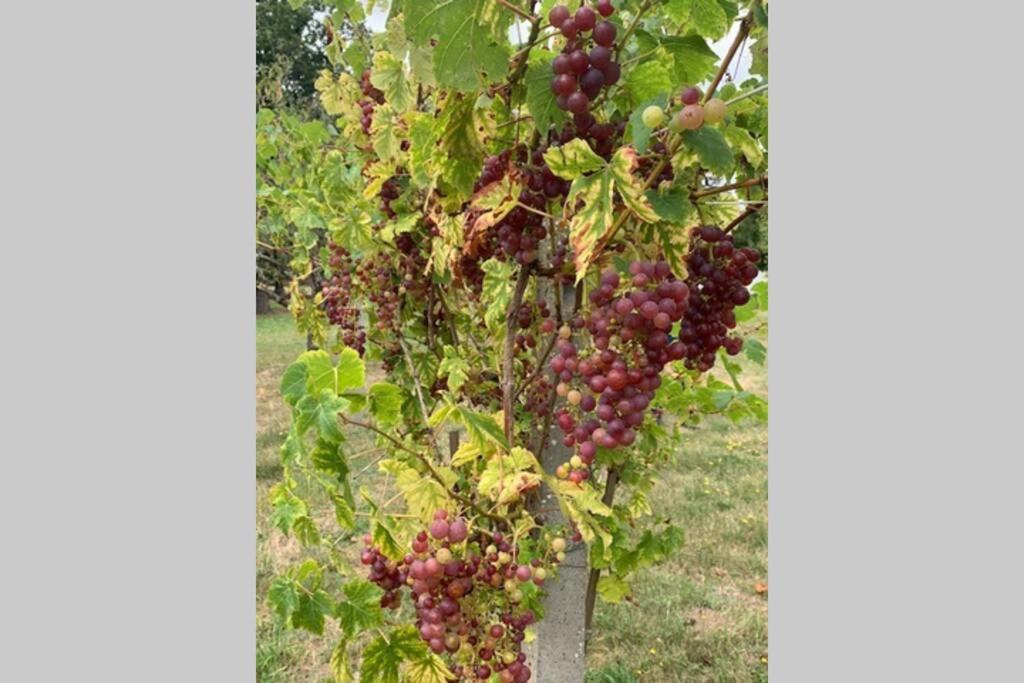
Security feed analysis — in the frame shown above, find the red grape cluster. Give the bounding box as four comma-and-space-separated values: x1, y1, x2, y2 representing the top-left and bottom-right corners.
355, 253, 400, 331
548, 2, 620, 115
359, 68, 384, 136
361, 511, 566, 681
379, 177, 400, 220
550, 262, 693, 482
513, 301, 553, 353
678, 226, 761, 371
322, 243, 366, 354
460, 148, 571, 284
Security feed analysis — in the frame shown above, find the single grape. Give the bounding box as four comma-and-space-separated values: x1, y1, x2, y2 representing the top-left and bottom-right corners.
568, 49, 590, 75
560, 17, 578, 39
642, 105, 665, 128
602, 61, 621, 86
597, 0, 615, 17
589, 45, 612, 70
593, 20, 616, 46
703, 97, 727, 123
549, 4, 571, 27
678, 104, 705, 130
567, 91, 590, 114
681, 86, 701, 105
575, 5, 597, 31
552, 73, 576, 96
552, 53, 571, 75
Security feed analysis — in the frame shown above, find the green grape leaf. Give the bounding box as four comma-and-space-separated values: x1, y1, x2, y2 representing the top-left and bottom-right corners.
270, 485, 307, 535
372, 518, 405, 561
625, 58, 674, 106
646, 187, 694, 225
544, 139, 606, 180
480, 258, 516, 331
596, 574, 631, 603
608, 147, 659, 223
404, 653, 455, 683
437, 94, 487, 203
280, 361, 308, 405
336, 580, 385, 636
371, 104, 402, 162
525, 55, 567, 137
292, 589, 333, 635
331, 491, 357, 530
566, 165, 615, 283
361, 626, 429, 683
370, 51, 415, 114
335, 347, 366, 392
723, 124, 765, 167
293, 515, 321, 547
379, 459, 454, 522
666, 0, 730, 40
405, 0, 511, 91
681, 126, 735, 175
454, 405, 509, 451
657, 35, 719, 88
329, 638, 353, 682
369, 382, 405, 426
479, 447, 542, 506
267, 577, 300, 622
437, 345, 470, 394
744, 338, 767, 365
406, 111, 442, 189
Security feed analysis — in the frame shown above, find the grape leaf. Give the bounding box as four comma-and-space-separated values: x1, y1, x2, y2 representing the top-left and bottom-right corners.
372, 518, 405, 562
335, 580, 385, 636
437, 94, 486, 203
681, 126, 735, 175
437, 345, 470, 394
368, 382, 405, 426
280, 361, 308, 405
378, 459, 454, 522
646, 187, 694, 225
406, 111, 442, 189
666, 0, 730, 40
544, 139, 606, 180
329, 638, 353, 683
370, 51, 415, 113
404, 653, 455, 683
723, 124, 765, 167
405, 0, 511, 91
361, 626, 430, 683
625, 58, 674, 106
608, 147, 659, 223
267, 577, 300, 622
596, 574, 631, 603
525, 55, 567, 138
479, 447, 542, 505
371, 104, 402, 163
744, 338, 767, 365
292, 589, 333, 635
480, 258, 516, 331
566, 165, 615, 283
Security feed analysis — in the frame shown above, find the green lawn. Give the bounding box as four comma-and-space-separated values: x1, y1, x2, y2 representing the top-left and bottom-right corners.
256, 308, 767, 683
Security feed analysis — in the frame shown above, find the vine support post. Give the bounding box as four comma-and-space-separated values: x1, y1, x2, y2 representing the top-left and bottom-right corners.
525, 280, 588, 683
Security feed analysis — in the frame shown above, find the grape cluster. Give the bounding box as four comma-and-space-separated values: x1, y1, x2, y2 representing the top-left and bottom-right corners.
355, 253, 400, 331
362, 511, 568, 681
550, 262, 693, 482
321, 243, 366, 354
679, 226, 761, 371
460, 148, 571, 286
548, 2, 620, 115
359, 68, 384, 135
513, 301, 553, 353
379, 177, 400, 220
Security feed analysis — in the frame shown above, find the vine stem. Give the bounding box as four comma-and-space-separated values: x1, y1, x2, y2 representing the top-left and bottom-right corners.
503, 267, 532, 445
723, 197, 767, 234
584, 467, 620, 631
496, 0, 534, 21
339, 415, 509, 525
725, 83, 768, 106
397, 335, 441, 453
704, 14, 754, 103
692, 176, 767, 199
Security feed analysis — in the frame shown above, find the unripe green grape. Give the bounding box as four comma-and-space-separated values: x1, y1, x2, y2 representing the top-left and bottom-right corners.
641, 105, 665, 128
435, 547, 453, 564
551, 537, 567, 552
570, 455, 583, 468
704, 97, 727, 124
668, 113, 685, 134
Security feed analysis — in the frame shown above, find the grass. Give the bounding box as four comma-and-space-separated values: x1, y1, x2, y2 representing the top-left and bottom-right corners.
256, 307, 768, 683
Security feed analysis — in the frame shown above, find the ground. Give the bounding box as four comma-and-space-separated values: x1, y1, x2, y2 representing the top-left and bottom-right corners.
256, 308, 767, 683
